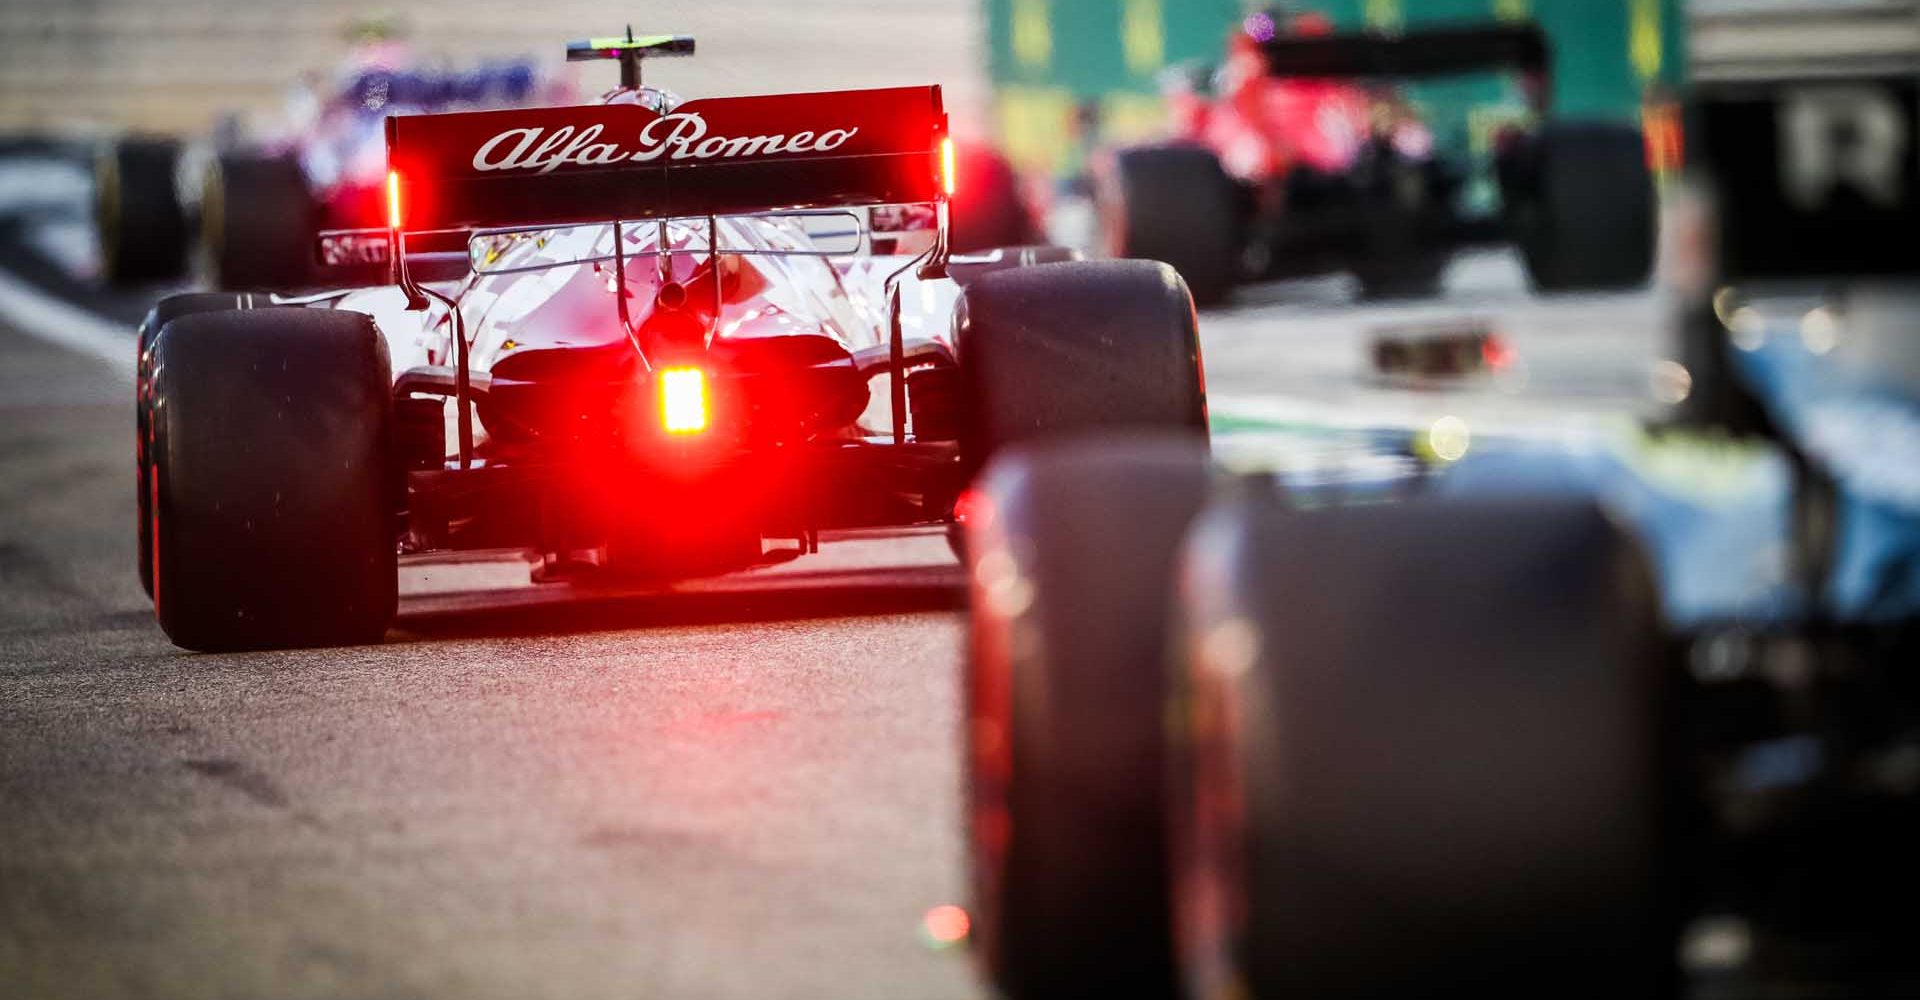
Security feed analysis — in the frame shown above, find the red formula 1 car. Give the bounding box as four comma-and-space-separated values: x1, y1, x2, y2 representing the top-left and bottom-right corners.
132, 35, 1209, 652
1101, 16, 1655, 304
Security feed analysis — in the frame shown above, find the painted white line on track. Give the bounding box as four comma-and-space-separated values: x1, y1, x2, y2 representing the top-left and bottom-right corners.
0, 266, 134, 381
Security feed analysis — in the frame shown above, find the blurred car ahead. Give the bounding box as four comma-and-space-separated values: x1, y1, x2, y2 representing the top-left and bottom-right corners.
1100, 12, 1656, 304
966, 68, 1920, 1000
130, 34, 1207, 653
94, 37, 569, 290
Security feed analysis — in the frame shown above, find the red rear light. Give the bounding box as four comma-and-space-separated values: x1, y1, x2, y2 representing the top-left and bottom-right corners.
385, 169, 403, 230
940, 137, 956, 198
659, 367, 709, 434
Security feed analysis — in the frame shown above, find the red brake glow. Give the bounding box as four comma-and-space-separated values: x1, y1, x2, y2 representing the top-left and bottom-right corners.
659, 367, 709, 434
385, 170, 403, 230
940, 137, 956, 198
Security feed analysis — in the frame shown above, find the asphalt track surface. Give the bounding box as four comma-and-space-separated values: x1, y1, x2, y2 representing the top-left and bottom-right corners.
0, 147, 1664, 999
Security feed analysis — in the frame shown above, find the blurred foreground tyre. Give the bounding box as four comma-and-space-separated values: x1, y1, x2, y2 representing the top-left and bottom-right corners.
94, 138, 188, 285
1509, 122, 1655, 292
148, 308, 396, 651
965, 438, 1212, 1000
135, 292, 262, 598
202, 154, 317, 290
1101, 146, 1241, 308
957, 258, 1208, 478
950, 145, 1039, 253
1174, 491, 1668, 1000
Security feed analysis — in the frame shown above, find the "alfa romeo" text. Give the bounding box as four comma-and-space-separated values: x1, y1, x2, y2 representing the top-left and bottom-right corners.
472, 113, 860, 173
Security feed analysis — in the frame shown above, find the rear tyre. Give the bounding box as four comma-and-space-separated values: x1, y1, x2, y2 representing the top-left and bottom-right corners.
1101, 145, 1241, 308
964, 438, 1212, 1000
149, 307, 396, 651
94, 138, 189, 285
201, 154, 317, 290
956, 258, 1208, 476
1508, 122, 1655, 292
135, 292, 265, 598
1174, 491, 1667, 1000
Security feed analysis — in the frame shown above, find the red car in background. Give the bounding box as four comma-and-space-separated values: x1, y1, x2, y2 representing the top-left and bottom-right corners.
1100, 12, 1655, 304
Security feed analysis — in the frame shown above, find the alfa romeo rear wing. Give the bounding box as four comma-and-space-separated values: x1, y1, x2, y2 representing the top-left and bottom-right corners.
1260, 23, 1551, 108
378, 84, 955, 466
383, 84, 951, 234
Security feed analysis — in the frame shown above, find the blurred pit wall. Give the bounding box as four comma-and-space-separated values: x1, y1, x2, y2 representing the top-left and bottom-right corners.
0, 0, 987, 137
988, 0, 1690, 181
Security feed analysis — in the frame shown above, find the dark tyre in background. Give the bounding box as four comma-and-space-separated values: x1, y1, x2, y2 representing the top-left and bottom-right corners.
94, 138, 190, 285
1174, 490, 1667, 1000
147, 307, 396, 651
1506, 122, 1655, 292
201, 153, 317, 290
1101, 145, 1242, 308
135, 292, 265, 597
963, 439, 1212, 1000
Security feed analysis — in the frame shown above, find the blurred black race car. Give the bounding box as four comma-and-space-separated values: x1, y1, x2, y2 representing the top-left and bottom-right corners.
966, 68, 1920, 1000
1101, 16, 1655, 303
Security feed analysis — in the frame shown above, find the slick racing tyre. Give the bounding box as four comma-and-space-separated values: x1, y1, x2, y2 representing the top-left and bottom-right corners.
1507, 122, 1655, 292
1173, 490, 1666, 1000
956, 258, 1208, 477
964, 437, 1212, 1000
201, 153, 317, 290
1101, 145, 1241, 308
949, 145, 1040, 253
148, 307, 396, 650
135, 292, 268, 598
94, 138, 189, 285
